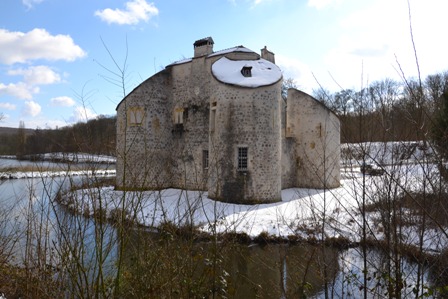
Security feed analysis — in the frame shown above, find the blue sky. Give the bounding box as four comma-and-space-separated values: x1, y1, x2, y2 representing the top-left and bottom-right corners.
1, 0, 447, 129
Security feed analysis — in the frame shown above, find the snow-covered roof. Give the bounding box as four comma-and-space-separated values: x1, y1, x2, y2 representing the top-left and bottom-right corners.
211, 56, 282, 88
167, 57, 192, 66
208, 45, 255, 57
168, 45, 256, 66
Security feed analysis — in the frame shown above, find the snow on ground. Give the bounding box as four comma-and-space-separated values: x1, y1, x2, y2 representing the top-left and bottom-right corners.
39, 152, 116, 163
0, 153, 116, 164
342, 140, 436, 167
0, 169, 116, 179
62, 161, 448, 254
6, 143, 446, 255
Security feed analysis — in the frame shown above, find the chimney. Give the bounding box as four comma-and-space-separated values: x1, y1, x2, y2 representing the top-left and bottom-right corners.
193, 37, 214, 57
261, 46, 275, 64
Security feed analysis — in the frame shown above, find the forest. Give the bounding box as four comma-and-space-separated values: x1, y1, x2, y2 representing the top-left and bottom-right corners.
0, 115, 116, 158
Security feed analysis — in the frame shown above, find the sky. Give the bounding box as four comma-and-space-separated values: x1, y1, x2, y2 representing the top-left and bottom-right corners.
1, 0, 447, 129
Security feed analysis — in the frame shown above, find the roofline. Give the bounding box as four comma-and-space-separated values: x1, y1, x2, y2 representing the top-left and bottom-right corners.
167, 45, 258, 66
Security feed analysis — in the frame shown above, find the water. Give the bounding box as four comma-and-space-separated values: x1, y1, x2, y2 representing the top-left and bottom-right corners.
0, 176, 117, 267
0, 159, 439, 298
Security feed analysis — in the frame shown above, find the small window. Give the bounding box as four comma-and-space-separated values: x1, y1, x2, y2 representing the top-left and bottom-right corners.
237, 147, 248, 171
241, 66, 252, 77
318, 122, 323, 137
128, 107, 145, 126
174, 107, 184, 124
203, 150, 209, 169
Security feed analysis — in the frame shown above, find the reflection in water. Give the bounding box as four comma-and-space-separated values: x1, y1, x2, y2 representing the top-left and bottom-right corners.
0, 174, 118, 296
122, 230, 340, 298
324, 247, 432, 298
225, 244, 339, 298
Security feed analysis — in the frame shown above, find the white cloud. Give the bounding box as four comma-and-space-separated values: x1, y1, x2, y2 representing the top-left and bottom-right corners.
307, 0, 341, 9
8, 65, 61, 85
316, 0, 448, 91
316, 1, 423, 89
228, 0, 281, 6
1, 65, 61, 100
0, 102, 16, 110
276, 55, 316, 93
50, 96, 76, 107
22, 101, 41, 117
0, 82, 39, 100
95, 0, 159, 25
0, 28, 86, 65
70, 106, 98, 123
22, 0, 44, 9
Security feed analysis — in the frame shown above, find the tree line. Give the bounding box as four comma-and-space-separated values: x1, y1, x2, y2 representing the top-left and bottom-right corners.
0, 115, 116, 158
313, 71, 448, 152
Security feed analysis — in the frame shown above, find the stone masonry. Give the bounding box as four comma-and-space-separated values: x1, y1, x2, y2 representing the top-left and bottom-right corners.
116, 37, 340, 204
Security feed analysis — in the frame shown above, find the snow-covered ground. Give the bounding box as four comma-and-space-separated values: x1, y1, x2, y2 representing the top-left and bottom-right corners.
0, 168, 116, 179
61, 144, 448, 255
6, 143, 448, 255
0, 152, 115, 164
342, 140, 437, 166
24, 152, 116, 164
62, 181, 446, 254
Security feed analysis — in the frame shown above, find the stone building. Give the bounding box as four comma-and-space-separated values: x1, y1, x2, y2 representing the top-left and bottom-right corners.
116, 37, 340, 204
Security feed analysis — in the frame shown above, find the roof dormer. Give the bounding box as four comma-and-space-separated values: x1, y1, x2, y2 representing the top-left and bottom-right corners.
241, 66, 252, 77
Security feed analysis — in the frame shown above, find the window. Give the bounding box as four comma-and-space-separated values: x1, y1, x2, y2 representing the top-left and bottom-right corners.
203, 150, 209, 169
128, 107, 145, 126
237, 147, 248, 171
241, 66, 252, 77
174, 107, 184, 124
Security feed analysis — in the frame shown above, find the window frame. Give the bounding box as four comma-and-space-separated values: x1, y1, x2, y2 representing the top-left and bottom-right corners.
237, 146, 248, 171
203, 150, 209, 170
127, 107, 145, 127
174, 107, 184, 124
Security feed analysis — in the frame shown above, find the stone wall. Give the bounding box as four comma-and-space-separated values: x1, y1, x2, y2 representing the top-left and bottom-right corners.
167, 57, 211, 189
286, 88, 340, 189
116, 70, 173, 189
207, 81, 282, 203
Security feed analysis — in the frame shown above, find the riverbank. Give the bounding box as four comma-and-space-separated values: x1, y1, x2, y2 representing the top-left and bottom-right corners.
0, 154, 116, 179
58, 164, 448, 255
0, 169, 116, 180
0, 153, 116, 164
